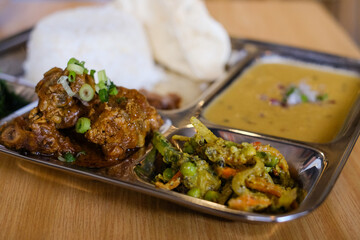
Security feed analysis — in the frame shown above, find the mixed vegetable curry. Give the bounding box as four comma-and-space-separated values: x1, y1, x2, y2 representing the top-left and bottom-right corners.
136, 117, 304, 213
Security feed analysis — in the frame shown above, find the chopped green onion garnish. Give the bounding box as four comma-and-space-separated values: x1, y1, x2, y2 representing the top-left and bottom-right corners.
285, 86, 295, 96
68, 71, 76, 82
95, 85, 100, 93
301, 94, 308, 102
98, 81, 107, 90
98, 70, 107, 86
67, 58, 88, 74
67, 63, 84, 75
99, 89, 109, 102
64, 153, 76, 163
109, 82, 118, 96
57, 76, 75, 97
317, 93, 328, 101
67, 57, 79, 66
75, 117, 91, 133
76, 151, 86, 157
90, 69, 96, 78
79, 84, 95, 102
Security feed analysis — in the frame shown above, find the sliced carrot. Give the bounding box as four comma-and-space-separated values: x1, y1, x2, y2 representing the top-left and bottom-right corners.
218, 167, 238, 179
228, 194, 271, 211
245, 177, 282, 197
155, 171, 182, 190
252, 141, 261, 149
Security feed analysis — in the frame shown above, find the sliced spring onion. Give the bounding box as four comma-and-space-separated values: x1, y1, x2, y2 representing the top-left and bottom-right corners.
75, 117, 91, 133
68, 71, 76, 82
98, 70, 107, 86
58, 153, 76, 162
67, 63, 84, 75
79, 84, 95, 102
98, 81, 107, 90
95, 85, 100, 94
67, 58, 89, 73
108, 83, 118, 96
76, 151, 86, 157
90, 69, 96, 79
300, 94, 309, 102
317, 93, 328, 101
99, 89, 109, 102
64, 153, 76, 162
57, 76, 75, 97
67, 57, 79, 66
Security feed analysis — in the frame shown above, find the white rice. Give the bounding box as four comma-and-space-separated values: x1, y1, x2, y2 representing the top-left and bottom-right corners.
24, 5, 164, 90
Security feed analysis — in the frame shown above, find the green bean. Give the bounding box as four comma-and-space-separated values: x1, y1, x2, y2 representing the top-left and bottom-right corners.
152, 131, 182, 164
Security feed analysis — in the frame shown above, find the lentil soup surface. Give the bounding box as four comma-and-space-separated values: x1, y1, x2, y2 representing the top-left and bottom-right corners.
203, 60, 360, 143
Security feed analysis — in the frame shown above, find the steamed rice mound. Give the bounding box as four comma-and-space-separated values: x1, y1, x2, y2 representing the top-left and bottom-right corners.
24, 5, 163, 90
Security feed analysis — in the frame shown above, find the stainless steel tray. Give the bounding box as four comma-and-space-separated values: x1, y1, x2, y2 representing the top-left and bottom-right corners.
1, 31, 360, 222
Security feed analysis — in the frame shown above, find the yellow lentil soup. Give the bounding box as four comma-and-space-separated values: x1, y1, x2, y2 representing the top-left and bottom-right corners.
203, 61, 360, 143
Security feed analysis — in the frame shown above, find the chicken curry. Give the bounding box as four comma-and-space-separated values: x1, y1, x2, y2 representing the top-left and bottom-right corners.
0, 59, 163, 168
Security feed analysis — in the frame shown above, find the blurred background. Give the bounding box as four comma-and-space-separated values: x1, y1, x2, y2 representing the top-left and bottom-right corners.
0, 0, 359, 46
205, 0, 359, 46
323, 0, 360, 46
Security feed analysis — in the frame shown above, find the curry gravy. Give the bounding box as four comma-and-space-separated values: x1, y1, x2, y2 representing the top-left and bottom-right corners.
203, 62, 360, 143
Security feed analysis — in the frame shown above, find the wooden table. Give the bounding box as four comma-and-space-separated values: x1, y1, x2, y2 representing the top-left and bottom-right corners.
1, 1, 359, 239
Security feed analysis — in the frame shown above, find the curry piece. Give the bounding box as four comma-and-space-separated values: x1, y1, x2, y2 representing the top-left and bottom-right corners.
36, 67, 92, 129
85, 86, 163, 165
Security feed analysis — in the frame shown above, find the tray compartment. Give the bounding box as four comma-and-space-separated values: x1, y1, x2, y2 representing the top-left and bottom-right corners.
134, 125, 325, 221
198, 49, 360, 144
